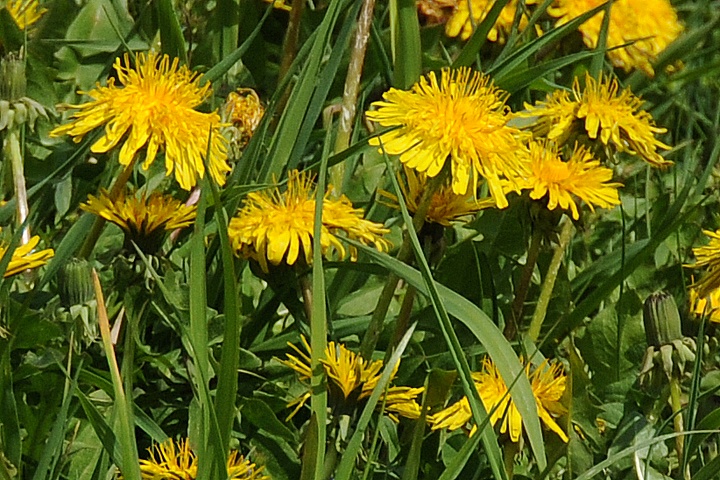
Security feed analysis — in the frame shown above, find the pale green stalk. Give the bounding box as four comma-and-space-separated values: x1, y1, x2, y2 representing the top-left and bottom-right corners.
527, 219, 574, 343
5, 130, 29, 245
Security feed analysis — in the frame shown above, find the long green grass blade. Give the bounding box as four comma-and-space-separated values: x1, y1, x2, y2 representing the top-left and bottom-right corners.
487, 2, 608, 77
260, 0, 352, 181
92, 270, 141, 480
156, 0, 187, 64
377, 158, 536, 476
451, 0, 510, 69
352, 239, 547, 472
392, 0, 421, 88
334, 324, 416, 480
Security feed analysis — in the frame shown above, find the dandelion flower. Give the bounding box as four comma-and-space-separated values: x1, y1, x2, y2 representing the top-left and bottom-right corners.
548, 0, 683, 76
4, 0, 46, 30
81, 189, 196, 253
280, 336, 423, 421
50, 52, 230, 190
520, 74, 672, 168
429, 357, 568, 443
366, 67, 529, 208
223, 88, 265, 153
125, 438, 268, 480
379, 167, 496, 227
0, 230, 53, 277
519, 141, 622, 220
228, 170, 391, 272
446, 0, 538, 42
687, 230, 720, 298
689, 284, 720, 324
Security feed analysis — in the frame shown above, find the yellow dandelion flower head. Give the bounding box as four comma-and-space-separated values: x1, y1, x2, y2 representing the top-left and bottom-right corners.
446, 0, 539, 42
50, 52, 230, 190
429, 357, 568, 443
280, 335, 423, 420
131, 438, 268, 480
520, 140, 622, 220
227, 170, 390, 272
689, 284, 720, 324
379, 167, 496, 227
521, 74, 672, 168
0, 229, 53, 278
548, 0, 683, 76
686, 230, 720, 298
366, 67, 529, 208
4, 0, 46, 30
81, 189, 196, 253
223, 88, 265, 151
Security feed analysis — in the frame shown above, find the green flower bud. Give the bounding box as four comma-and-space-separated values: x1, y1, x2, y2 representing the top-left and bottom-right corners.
643, 291, 683, 347
58, 258, 94, 308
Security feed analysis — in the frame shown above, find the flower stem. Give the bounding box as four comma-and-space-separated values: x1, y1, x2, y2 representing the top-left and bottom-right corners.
508, 227, 543, 340
669, 376, 685, 468
5, 129, 30, 245
278, 0, 306, 83
78, 162, 135, 259
359, 171, 442, 359
330, 0, 377, 193
527, 219, 574, 343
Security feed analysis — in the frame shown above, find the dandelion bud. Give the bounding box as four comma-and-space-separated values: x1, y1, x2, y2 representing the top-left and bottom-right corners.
58, 258, 95, 308
643, 291, 683, 347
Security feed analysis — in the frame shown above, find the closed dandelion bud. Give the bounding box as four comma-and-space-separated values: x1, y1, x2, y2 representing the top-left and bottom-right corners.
643, 291, 683, 347
58, 258, 94, 308
0, 54, 25, 102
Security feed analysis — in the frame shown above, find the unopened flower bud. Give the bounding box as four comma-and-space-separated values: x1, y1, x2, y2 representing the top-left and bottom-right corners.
643, 291, 683, 347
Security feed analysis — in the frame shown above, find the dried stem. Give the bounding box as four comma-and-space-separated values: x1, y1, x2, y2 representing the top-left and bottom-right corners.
330, 0, 377, 192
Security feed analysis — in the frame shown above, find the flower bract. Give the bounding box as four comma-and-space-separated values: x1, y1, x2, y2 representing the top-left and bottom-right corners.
81, 189, 196, 253
519, 141, 622, 220
227, 170, 391, 272
123, 438, 268, 480
548, 0, 683, 76
429, 357, 568, 443
50, 52, 230, 190
446, 0, 538, 42
519, 74, 672, 168
0, 230, 54, 277
366, 67, 529, 208
280, 335, 424, 421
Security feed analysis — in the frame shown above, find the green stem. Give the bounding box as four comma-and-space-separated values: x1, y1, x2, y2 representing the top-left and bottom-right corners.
78, 162, 135, 259
503, 440, 518, 480
669, 376, 685, 471
359, 172, 443, 359
527, 219, 574, 343
508, 227, 543, 340
278, 0, 306, 83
